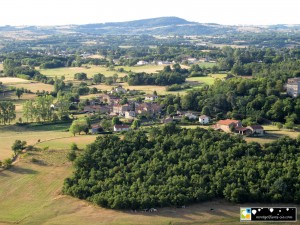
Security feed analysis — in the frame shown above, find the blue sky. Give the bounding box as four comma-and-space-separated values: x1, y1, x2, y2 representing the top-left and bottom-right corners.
0, 0, 299, 26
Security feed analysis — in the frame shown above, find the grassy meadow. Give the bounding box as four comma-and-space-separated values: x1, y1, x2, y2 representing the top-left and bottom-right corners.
0, 124, 71, 160
0, 77, 54, 93
39, 66, 127, 80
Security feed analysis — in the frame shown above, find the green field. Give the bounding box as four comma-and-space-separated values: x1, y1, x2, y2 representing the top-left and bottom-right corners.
197, 61, 217, 68
186, 76, 215, 86
38, 66, 127, 80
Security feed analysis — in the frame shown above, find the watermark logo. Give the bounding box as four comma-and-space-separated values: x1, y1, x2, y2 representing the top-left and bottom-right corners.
240, 208, 251, 221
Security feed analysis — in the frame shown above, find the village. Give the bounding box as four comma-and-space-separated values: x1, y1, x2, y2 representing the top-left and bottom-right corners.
81, 85, 265, 136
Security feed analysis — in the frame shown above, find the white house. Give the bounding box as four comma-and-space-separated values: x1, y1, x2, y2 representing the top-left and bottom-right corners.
145, 94, 158, 101
185, 112, 198, 120
110, 86, 126, 94
199, 115, 210, 124
137, 60, 149, 66
113, 124, 130, 132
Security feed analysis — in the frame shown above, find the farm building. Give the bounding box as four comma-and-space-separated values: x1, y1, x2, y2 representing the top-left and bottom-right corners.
113, 124, 130, 132
247, 125, 264, 136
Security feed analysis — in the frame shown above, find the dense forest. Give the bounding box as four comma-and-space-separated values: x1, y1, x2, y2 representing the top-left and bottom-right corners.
63, 124, 300, 209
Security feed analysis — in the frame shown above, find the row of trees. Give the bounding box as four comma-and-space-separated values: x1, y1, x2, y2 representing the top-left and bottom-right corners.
63, 124, 300, 209
23, 94, 70, 122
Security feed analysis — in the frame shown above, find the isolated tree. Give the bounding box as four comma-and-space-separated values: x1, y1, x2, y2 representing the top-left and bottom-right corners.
11, 140, 27, 156
93, 73, 105, 84
74, 73, 87, 80
15, 88, 23, 99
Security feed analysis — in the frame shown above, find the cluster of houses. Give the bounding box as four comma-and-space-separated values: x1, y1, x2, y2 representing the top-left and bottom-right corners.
84, 86, 264, 136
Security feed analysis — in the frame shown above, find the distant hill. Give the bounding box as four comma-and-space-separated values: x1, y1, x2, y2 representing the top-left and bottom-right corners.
0, 17, 300, 36
74, 17, 235, 35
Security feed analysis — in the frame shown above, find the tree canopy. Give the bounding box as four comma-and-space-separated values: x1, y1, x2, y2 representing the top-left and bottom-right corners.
63, 124, 300, 209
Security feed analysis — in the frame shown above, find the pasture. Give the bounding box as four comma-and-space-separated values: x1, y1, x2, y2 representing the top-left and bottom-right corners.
0, 149, 298, 225
38, 66, 127, 80
0, 124, 71, 160
0, 77, 53, 93
0, 77, 31, 84
186, 76, 215, 86
7, 82, 54, 93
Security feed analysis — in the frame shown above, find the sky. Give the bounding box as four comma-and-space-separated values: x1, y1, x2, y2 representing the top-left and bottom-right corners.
0, 0, 299, 26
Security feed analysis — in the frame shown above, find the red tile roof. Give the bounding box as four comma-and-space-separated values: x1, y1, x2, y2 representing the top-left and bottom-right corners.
217, 119, 240, 126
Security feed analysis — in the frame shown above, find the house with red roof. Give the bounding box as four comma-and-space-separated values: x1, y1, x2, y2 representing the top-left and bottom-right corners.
212, 119, 242, 133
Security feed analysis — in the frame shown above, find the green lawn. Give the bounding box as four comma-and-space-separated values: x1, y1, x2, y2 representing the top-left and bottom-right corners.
186, 76, 215, 86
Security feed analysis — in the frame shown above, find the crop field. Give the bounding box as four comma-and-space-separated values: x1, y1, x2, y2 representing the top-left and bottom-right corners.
0, 77, 53, 93
38, 66, 127, 80
7, 82, 54, 93
0, 148, 299, 225
0, 77, 31, 84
